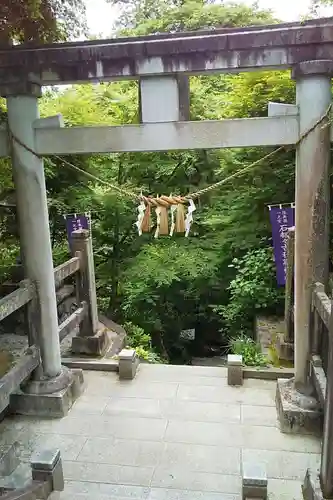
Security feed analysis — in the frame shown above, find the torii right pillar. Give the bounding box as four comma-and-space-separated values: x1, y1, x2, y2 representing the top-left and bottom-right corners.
276, 60, 332, 436
293, 60, 332, 390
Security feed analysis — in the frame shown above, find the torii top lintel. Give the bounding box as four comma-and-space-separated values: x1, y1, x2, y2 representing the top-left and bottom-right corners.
0, 17, 333, 85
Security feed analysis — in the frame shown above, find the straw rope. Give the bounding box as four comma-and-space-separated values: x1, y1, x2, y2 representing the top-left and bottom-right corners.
8, 103, 332, 207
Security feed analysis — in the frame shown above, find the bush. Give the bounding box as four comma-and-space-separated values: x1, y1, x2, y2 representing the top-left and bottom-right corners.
214, 247, 284, 337
123, 321, 164, 364
229, 335, 267, 367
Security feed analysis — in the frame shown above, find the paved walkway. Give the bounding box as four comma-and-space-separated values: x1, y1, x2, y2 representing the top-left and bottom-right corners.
0, 364, 321, 499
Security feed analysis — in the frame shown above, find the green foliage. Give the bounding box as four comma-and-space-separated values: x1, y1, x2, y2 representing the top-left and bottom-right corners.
121, 242, 217, 359
214, 248, 284, 337
124, 321, 151, 350
0, 0, 297, 364
117, 1, 275, 34
123, 321, 164, 363
0, 243, 20, 282
229, 335, 267, 367
0, 0, 87, 44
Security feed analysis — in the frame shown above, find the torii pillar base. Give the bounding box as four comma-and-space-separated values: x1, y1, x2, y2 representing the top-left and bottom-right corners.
10, 367, 85, 418
276, 378, 322, 436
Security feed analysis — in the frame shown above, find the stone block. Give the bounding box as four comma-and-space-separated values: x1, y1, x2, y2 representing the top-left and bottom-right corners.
119, 349, 139, 380
275, 335, 294, 362
62, 358, 119, 372
227, 354, 243, 386
302, 467, 324, 500
31, 449, 64, 491
72, 328, 110, 356
10, 369, 85, 418
242, 462, 267, 499
310, 357, 326, 408
276, 378, 322, 435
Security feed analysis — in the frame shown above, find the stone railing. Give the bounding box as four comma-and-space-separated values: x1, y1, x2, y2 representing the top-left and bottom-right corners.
0, 449, 63, 500
54, 254, 87, 342
309, 281, 333, 497
0, 228, 99, 414
311, 282, 331, 377
0, 279, 41, 414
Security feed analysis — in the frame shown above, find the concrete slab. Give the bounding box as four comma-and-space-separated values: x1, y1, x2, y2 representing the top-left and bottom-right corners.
163, 400, 241, 423
103, 397, 165, 418
151, 468, 241, 494
70, 395, 110, 415
77, 438, 164, 467
160, 442, 240, 475
63, 460, 154, 486
14, 431, 88, 462
0, 365, 321, 500
242, 449, 319, 480
137, 363, 227, 381
241, 405, 278, 427
177, 384, 275, 406
268, 478, 303, 499
61, 480, 150, 498
148, 489, 239, 500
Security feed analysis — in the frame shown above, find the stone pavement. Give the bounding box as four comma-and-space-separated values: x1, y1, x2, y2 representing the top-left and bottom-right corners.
0, 364, 321, 499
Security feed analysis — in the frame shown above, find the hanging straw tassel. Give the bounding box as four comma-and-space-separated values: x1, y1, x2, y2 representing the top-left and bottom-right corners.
175, 198, 186, 233
154, 206, 161, 239
141, 200, 152, 233
157, 197, 169, 236
135, 200, 146, 236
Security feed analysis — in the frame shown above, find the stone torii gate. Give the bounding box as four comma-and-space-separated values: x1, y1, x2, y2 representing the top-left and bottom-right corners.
0, 17, 332, 480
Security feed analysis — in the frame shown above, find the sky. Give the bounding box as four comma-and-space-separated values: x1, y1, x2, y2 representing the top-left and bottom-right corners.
84, 0, 332, 37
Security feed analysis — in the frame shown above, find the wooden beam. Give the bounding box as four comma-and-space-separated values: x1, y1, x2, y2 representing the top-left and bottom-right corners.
35, 116, 299, 154
54, 257, 80, 288
0, 280, 36, 322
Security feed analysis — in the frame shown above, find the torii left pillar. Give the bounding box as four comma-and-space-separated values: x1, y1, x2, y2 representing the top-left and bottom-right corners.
1, 76, 84, 416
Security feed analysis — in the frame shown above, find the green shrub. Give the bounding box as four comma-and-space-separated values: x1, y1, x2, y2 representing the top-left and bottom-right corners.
123, 321, 163, 364
214, 247, 284, 337
229, 334, 267, 367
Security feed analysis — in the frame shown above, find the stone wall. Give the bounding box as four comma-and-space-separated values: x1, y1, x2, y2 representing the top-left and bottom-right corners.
255, 316, 285, 356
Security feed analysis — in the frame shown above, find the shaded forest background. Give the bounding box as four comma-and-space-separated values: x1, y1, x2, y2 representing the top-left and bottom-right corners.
0, 0, 331, 363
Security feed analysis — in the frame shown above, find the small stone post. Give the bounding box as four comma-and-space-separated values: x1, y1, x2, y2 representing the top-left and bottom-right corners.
71, 229, 109, 355
242, 462, 268, 499
71, 229, 99, 336
119, 349, 139, 380
227, 354, 243, 386
31, 449, 64, 492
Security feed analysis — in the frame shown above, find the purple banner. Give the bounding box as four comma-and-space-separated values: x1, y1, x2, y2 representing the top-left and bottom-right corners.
269, 206, 295, 286
65, 214, 90, 251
